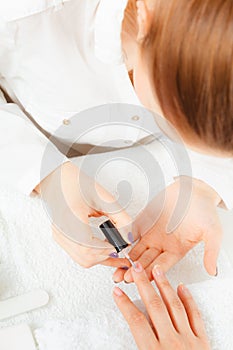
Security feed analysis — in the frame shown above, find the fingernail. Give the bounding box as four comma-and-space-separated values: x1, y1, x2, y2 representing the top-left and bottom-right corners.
123, 271, 131, 283
109, 252, 119, 258
113, 287, 123, 297
128, 232, 134, 243
133, 261, 143, 273
121, 266, 129, 271
178, 283, 190, 295
112, 273, 121, 283
215, 266, 218, 277
124, 280, 130, 284
113, 276, 120, 283
152, 265, 164, 278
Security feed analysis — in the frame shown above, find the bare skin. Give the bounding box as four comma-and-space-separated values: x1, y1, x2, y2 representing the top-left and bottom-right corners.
114, 263, 210, 350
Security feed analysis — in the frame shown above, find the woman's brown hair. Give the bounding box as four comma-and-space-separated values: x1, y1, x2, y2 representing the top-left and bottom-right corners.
126, 0, 233, 152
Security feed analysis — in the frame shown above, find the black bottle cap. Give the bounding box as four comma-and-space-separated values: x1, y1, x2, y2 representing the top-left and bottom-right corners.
99, 220, 128, 253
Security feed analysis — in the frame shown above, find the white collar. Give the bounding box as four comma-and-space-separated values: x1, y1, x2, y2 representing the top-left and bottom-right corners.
94, 0, 128, 65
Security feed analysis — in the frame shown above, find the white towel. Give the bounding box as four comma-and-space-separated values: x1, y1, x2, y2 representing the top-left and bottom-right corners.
0, 179, 232, 350
34, 277, 233, 350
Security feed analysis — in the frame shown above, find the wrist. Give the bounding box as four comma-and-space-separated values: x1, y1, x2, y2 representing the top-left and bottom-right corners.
33, 161, 73, 196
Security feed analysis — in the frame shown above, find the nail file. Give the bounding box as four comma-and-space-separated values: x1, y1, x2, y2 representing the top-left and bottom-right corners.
0, 324, 36, 350
0, 289, 49, 321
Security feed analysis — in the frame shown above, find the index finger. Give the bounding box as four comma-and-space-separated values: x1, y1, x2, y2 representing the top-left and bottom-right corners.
113, 287, 158, 350
101, 257, 131, 269
131, 262, 175, 339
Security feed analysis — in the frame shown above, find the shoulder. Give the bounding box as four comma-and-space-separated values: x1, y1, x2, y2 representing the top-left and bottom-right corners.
0, 0, 70, 22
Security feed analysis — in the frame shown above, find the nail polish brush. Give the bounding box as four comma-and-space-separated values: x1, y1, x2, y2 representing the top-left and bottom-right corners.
99, 220, 136, 268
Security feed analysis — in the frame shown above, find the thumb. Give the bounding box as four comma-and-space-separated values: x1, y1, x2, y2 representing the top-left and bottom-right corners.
97, 191, 137, 244
92, 184, 138, 244
105, 209, 135, 244
102, 208, 138, 244
203, 225, 223, 276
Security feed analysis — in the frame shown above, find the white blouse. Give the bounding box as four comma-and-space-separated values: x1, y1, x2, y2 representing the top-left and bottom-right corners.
0, 0, 232, 208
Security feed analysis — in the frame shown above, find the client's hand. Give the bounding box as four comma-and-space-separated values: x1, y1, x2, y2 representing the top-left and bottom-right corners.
113, 177, 222, 282
113, 263, 210, 350
35, 161, 131, 268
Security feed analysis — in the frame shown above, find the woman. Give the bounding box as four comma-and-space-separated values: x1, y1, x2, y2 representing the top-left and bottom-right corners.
0, 0, 232, 276
0, 0, 231, 346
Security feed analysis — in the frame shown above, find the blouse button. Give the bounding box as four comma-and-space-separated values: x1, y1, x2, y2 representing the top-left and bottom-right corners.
63, 119, 70, 125
131, 115, 140, 121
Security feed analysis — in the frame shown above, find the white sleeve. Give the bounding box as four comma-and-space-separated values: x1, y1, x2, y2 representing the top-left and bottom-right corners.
160, 137, 233, 210
145, 135, 233, 210
0, 90, 68, 195
186, 149, 233, 210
